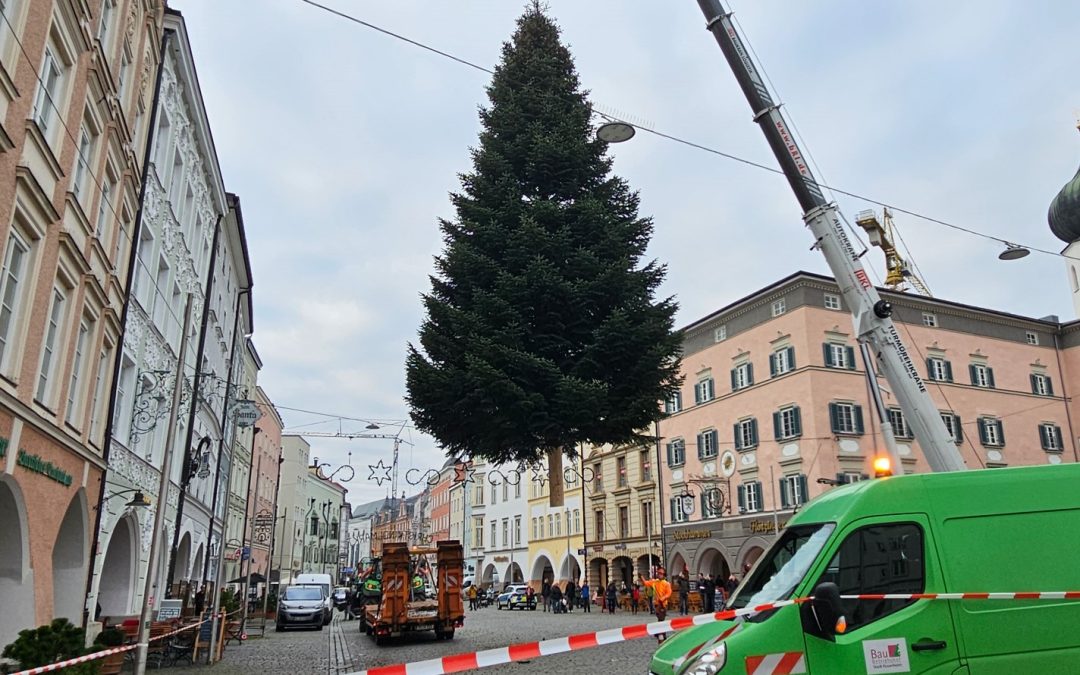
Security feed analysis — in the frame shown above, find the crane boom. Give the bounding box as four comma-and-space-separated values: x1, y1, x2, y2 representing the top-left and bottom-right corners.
694, 0, 966, 472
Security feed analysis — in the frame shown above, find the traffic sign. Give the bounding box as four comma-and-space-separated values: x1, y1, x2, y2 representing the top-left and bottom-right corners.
234, 400, 262, 427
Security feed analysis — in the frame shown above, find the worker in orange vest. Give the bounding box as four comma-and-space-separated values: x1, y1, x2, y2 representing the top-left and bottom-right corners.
639, 568, 673, 643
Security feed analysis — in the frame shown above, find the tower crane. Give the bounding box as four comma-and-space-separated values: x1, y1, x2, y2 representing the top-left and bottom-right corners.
854, 207, 932, 296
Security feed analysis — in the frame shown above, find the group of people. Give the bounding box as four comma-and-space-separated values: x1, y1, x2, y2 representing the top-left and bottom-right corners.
540, 579, 589, 613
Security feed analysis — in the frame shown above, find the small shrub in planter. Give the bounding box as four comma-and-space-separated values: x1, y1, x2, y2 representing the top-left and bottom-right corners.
1, 619, 98, 675
92, 629, 127, 675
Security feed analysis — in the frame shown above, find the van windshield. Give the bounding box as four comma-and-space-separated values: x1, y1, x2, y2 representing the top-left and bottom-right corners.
283, 587, 323, 601
729, 523, 835, 620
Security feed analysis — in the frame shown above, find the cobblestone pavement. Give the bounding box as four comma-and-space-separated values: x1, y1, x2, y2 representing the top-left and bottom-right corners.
164, 605, 670, 674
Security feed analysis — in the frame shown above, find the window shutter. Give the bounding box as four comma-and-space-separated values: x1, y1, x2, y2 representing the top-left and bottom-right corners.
769, 352, 777, 377
944, 360, 953, 382
733, 423, 742, 451
787, 346, 796, 370
737, 484, 746, 512
798, 474, 809, 505
969, 365, 978, 385
927, 358, 935, 380
694, 382, 702, 404
823, 343, 833, 367
998, 420, 1005, 446
953, 415, 963, 444
730, 368, 738, 391
828, 403, 840, 434
773, 411, 782, 440
1054, 426, 1064, 450
700, 492, 707, 517
987, 368, 996, 388
666, 442, 674, 467
792, 407, 802, 436
779, 478, 790, 509
1030, 374, 1039, 395
1039, 424, 1050, 450
1047, 378, 1054, 396
746, 362, 754, 385
854, 405, 865, 435
977, 418, 988, 446
670, 499, 676, 522
696, 434, 705, 460
710, 430, 719, 455
845, 346, 856, 370
750, 418, 758, 447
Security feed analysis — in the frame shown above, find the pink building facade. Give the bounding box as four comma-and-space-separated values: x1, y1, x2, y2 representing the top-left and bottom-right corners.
246, 386, 281, 589
658, 272, 1078, 581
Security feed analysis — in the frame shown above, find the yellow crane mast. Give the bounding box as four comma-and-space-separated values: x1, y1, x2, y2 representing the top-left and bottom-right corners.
854, 208, 932, 296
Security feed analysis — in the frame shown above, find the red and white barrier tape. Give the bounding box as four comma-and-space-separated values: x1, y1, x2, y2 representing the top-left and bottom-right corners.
10, 615, 214, 675
348, 591, 1080, 675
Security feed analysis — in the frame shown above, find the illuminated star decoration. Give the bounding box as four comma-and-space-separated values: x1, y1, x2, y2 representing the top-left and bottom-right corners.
531, 463, 548, 487
368, 459, 392, 486
452, 458, 476, 485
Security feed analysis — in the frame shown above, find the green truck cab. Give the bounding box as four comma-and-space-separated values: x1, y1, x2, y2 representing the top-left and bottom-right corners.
651, 462, 1080, 675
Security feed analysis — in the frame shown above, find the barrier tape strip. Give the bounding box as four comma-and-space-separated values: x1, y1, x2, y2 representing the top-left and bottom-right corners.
348, 591, 1080, 675
10, 614, 216, 675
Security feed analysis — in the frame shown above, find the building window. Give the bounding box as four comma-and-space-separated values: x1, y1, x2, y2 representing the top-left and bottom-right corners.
700, 489, 722, 519
32, 46, 63, 134
547, 514, 553, 538
697, 429, 719, 460
117, 45, 131, 102
824, 293, 841, 310
666, 438, 686, 467
770, 346, 795, 377
978, 417, 1004, 447
969, 364, 995, 389
694, 378, 715, 404
640, 450, 652, 482
774, 406, 803, 440
1026, 331, 1039, 346
594, 511, 604, 540
554, 513, 561, 537
514, 480, 521, 499
922, 312, 937, 327
1031, 373, 1053, 397
887, 408, 912, 439
731, 362, 754, 391
98, 0, 116, 48
641, 502, 653, 536
665, 390, 683, 413
772, 298, 786, 317
502, 481, 508, 501
36, 288, 67, 404
96, 170, 117, 240
618, 506, 629, 538
592, 462, 603, 493
490, 482, 496, 504
830, 402, 864, 435
501, 519, 508, 548
734, 418, 758, 451
64, 320, 90, 424
780, 474, 809, 508
927, 357, 953, 382
88, 348, 110, 444
573, 509, 580, 535
737, 481, 762, 513
72, 127, 93, 200
0, 231, 31, 372
670, 497, 687, 523
838, 472, 866, 485
714, 324, 727, 342
615, 456, 628, 488
824, 343, 855, 370
1039, 423, 1064, 452
532, 517, 537, 540
514, 516, 521, 545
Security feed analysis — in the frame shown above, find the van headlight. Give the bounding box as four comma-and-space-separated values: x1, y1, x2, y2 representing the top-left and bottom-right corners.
682, 642, 727, 675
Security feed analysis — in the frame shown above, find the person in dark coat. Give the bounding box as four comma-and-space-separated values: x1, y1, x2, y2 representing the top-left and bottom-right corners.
550, 583, 564, 614
579, 580, 590, 612
541, 580, 552, 612
677, 573, 690, 616
702, 575, 716, 613
605, 581, 618, 613
565, 580, 577, 613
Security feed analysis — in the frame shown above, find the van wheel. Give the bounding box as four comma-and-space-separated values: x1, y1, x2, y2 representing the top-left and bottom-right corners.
442, 629, 454, 640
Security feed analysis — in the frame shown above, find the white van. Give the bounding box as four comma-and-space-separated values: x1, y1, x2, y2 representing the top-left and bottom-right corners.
294, 573, 334, 624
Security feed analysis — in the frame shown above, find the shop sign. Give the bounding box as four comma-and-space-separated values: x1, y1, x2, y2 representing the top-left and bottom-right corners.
156, 599, 182, 621
16, 450, 73, 487
493, 556, 509, 563
747, 518, 788, 534
672, 529, 711, 541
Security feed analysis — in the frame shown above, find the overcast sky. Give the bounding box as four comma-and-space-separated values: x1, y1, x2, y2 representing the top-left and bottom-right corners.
169, 0, 1080, 505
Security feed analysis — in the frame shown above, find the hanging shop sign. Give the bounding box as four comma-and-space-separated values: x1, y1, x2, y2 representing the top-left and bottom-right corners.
672, 529, 711, 541
234, 400, 262, 428
746, 518, 788, 535
16, 450, 73, 487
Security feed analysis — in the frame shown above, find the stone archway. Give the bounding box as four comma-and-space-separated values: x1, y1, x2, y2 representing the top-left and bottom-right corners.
481, 563, 497, 588
636, 553, 661, 577
696, 546, 731, 580
506, 562, 523, 584
668, 551, 687, 577
588, 557, 607, 590
558, 553, 581, 583
99, 514, 138, 617
530, 554, 554, 586
192, 544, 205, 587
52, 491, 88, 623
0, 475, 33, 650
610, 555, 634, 589
175, 532, 192, 583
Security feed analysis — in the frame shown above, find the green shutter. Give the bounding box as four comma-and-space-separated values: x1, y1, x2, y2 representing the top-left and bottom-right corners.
1030, 374, 1039, 395
987, 368, 996, 388
797, 474, 809, 505
733, 423, 742, 451
998, 420, 1005, 446
1039, 424, 1050, 450
787, 346, 796, 370
944, 360, 954, 382
953, 415, 963, 443
746, 362, 754, 385
773, 411, 782, 440
749, 418, 758, 447
823, 343, 833, 367
828, 403, 839, 434
792, 407, 802, 436
969, 365, 978, 385
854, 405, 865, 435
697, 434, 704, 460
737, 485, 746, 512
845, 346, 856, 370
779, 478, 790, 509
769, 353, 777, 377
694, 382, 702, 404
1048, 377, 1054, 396
709, 430, 719, 456
666, 442, 674, 467
1055, 426, 1064, 450
977, 418, 988, 446
927, 358, 936, 380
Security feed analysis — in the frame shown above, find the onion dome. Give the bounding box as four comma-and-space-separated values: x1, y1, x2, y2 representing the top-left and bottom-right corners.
1049, 161, 1080, 243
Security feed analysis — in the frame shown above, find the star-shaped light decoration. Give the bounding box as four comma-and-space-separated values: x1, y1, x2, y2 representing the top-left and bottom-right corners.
368, 459, 392, 486
531, 463, 548, 487
452, 458, 476, 485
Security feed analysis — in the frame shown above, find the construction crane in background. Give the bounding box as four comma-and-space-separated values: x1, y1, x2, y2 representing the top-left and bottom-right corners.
854, 208, 933, 296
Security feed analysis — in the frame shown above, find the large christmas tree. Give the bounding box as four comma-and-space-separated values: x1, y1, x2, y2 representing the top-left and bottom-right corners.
406, 3, 681, 505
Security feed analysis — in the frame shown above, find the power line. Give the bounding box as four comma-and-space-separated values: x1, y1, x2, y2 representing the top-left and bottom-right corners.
296, 0, 1074, 261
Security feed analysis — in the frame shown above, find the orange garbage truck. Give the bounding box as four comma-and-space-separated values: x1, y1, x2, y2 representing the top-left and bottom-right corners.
363, 540, 464, 644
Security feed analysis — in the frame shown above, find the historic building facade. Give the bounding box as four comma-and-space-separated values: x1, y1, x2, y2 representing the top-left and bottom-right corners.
658, 271, 1080, 582
272, 434, 310, 586
477, 461, 527, 589
526, 453, 584, 588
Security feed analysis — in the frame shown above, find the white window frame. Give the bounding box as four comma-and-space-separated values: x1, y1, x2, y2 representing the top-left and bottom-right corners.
714, 324, 727, 342
983, 418, 1003, 447
666, 390, 682, 413
834, 402, 858, 434
771, 298, 786, 317
744, 482, 762, 513
828, 343, 849, 369
783, 475, 807, 507
97, 0, 116, 50
1026, 331, 1039, 346
1032, 374, 1050, 397
779, 407, 800, 440
922, 312, 937, 327
697, 378, 715, 403
671, 497, 687, 523
36, 287, 67, 404
0, 230, 32, 373
1041, 423, 1062, 452
737, 418, 756, 450
72, 126, 92, 200
669, 438, 686, 467
88, 347, 109, 443
929, 357, 949, 381
773, 347, 793, 375
733, 362, 752, 390
887, 408, 911, 438
32, 46, 62, 133
824, 293, 841, 310
64, 319, 89, 424
699, 429, 717, 459
841, 472, 864, 484
940, 412, 960, 443
972, 364, 991, 388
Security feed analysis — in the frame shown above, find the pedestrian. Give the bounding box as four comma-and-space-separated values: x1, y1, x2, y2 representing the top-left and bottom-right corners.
550, 583, 564, 614
468, 584, 478, 610
725, 573, 739, 597
541, 579, 551, 613
639, 568, 672, 643
605, 581, 617, 614
631, 584, 641, 614
193, 586, 206, 617
678, 572, 689, 616
644, 581, 655, 614
579, 580, 590, 612
703, 574, 715, 614
566, 580, 577, 613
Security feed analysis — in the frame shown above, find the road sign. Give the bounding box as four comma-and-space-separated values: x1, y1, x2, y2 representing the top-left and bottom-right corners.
157, 599, 182, 621
234, 400, 262, 428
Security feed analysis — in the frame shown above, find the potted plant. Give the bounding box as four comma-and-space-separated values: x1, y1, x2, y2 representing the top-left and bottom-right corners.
1, 619, 98, 675
92, 628, 126, 675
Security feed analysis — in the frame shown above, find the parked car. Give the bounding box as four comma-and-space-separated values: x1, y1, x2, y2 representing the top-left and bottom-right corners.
332, 587, 349, 611
276, 585, 326, 631
295, 573, 334, 625
496, 584, 535, 610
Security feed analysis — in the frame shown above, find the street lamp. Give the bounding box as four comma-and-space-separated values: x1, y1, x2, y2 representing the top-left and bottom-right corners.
596, 120, 636, 143
104, 488, 153, 508
998, 243, 1030, 260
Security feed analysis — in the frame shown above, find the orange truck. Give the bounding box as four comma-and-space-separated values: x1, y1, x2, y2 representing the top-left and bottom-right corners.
363, 540, 464, 644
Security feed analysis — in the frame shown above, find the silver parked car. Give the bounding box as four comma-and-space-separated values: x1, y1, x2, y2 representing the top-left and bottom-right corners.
276, 585, 326, 631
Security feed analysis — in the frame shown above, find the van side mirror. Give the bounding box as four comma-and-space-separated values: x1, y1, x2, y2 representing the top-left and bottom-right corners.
801, 582, 845, 642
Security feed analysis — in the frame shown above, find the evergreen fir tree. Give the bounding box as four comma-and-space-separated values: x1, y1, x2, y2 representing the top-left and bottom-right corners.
406, 3, 681, 505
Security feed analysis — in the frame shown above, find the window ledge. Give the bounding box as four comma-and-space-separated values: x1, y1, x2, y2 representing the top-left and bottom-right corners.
634, 480, 655, 490
611, 486, 631, 497
736, 445, 758, 454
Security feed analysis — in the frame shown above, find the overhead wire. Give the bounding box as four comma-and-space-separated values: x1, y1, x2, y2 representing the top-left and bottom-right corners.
296, 0, 1075, 261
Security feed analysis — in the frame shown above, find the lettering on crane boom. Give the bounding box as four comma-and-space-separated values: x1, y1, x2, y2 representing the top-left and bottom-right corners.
829, 213, 861, 264
886, 325, 927, 393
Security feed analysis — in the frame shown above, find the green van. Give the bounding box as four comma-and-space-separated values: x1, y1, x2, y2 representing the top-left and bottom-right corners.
650, 462, 1080, 675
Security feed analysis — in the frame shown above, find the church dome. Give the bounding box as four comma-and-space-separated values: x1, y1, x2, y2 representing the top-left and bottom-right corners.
1049, 162, 1080, 243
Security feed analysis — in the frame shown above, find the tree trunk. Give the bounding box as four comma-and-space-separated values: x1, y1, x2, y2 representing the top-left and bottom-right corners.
547, 449, 564, 507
